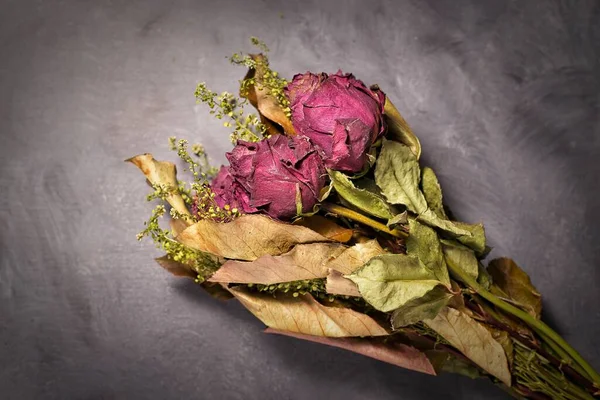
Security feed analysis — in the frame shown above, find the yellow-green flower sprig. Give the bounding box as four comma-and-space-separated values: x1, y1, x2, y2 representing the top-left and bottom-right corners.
230, 37, 292, 119
194, 83, 265, 143
137, 204, 219, 280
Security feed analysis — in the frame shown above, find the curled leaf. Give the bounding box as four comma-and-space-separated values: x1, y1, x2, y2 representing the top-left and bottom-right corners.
329, 170, 394, 219
487, 258, 542, 319
229, 287, 388, 337
406, 219, 450, 287
346, 254, 446, 313
176, 215, 329, 261
424, 307, 511, 386
155, 256, 196, 278
383, 97, 421, 159
242, 54, 295, 135
326, 239, 386, 275
441, 240, 479, 282
391, 286, 453, 328
266, 328, 436, 375
126, 154, 191, 222
387, 211, 408, 229
326, 269, 361, 297
421, 167, 447, 219
294, 215, 353, 243
208, 243, 345, 284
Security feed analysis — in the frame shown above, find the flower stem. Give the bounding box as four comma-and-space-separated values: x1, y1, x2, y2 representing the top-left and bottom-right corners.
321, 203, 408, 238
448, 262, 600, 385
328, 205, 600, 386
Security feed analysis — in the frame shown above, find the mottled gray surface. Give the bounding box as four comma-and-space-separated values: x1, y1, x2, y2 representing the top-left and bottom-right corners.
1, 0, 599, 399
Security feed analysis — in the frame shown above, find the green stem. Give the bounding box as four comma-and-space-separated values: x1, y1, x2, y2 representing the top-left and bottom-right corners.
449, 262, 600, 385
321, 203, 408, 238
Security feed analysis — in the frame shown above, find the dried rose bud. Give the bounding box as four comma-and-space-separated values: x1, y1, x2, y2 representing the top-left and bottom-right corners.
224, 134, 327, 220
285, 71, 386, 173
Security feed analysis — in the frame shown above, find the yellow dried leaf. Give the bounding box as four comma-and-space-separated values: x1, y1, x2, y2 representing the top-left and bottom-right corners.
326, 239, 386, 275
126, 153, 191, 223
294, 215, 353, 243
326, 269, 361, 297
176, 214, 330, 261
208, 243, 345, 284
229, 287, 388, 337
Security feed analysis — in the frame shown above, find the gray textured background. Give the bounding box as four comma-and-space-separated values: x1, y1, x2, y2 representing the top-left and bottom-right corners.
1, 0, 599, 399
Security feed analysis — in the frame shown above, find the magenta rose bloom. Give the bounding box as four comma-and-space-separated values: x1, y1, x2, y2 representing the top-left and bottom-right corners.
284, 71, 386, 173
209, 166, 258, 214
213, 134, 326, 220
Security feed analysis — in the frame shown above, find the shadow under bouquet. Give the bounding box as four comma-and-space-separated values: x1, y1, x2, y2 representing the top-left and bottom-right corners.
129, 39, 599, 399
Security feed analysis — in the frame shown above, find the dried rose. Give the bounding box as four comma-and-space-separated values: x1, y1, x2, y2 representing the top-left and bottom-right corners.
223, 134, 326, 220
209, 165, 258, 214
285, 71, 386, 173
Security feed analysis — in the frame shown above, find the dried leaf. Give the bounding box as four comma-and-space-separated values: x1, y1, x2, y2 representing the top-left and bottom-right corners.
391, 286, 453, 328
170, 217, 189, 237
487, 258, 542, 319
424, 307, 511, 386
329, 170, 394, 219
347, 254, 446, 313
127, 154, 191, 222
406, 219, 450, 287
488, 328, 514, 368
326, 269, 361, 297
453, 221, 487, 255
208, 243, 345, 284
375, 139, 428, 214
155, 256, 196, 278
294, 215, 353, 243
242, 54, 295, 135
266, 328, 436, 375
421, 167, 447, 219
387, 211, 408, 229
383, 97, 421, 159
199, 282, 234, 301
326, 239, 386, 275
177, 215, 329, 261
442, 240, 479, 282
425, 350, 484, 379
229, 287, 388, 337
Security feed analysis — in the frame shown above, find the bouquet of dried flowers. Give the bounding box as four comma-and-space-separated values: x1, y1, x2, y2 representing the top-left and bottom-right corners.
129, 38, 599, 399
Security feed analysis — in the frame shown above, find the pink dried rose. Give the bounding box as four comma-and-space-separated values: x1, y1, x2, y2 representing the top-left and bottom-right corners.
211, 134, 327, 220
285, 71, 386, 173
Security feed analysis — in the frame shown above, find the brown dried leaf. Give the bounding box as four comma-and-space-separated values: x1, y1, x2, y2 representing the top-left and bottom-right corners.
487, 258, 542, 319
326, 269, 361, 297
265, 328, 436, 375
424, 307, 511, 386
326, 239, 386, 275
199, 282, 234, 301
242, 54, 296, 135
229, 287, 388, 337
208, 243, 345, 284
176, 215, 330, 261
126, 154, 191, 222
294, 215, 353, 243
155, 256, 196, 278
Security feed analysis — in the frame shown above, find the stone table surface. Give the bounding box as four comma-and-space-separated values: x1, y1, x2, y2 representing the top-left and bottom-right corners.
1, 0, 599, 399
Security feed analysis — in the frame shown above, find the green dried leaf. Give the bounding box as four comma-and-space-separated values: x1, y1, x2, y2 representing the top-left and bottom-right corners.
329, 170, 393, 220
487, 258, 542, 319
441, 240, 479, 282
425, 350, 484, 379
406, 219, 450, 287
383, 97, 421, 159
453, 221, 487, 255
346, 254, 445, 313
375, 139, 428, 214
177, 214, 330, 261
387, 211, 408, 229
391, 286, 453, 328
424, 307, 511, 386
421, 167, 447, 219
